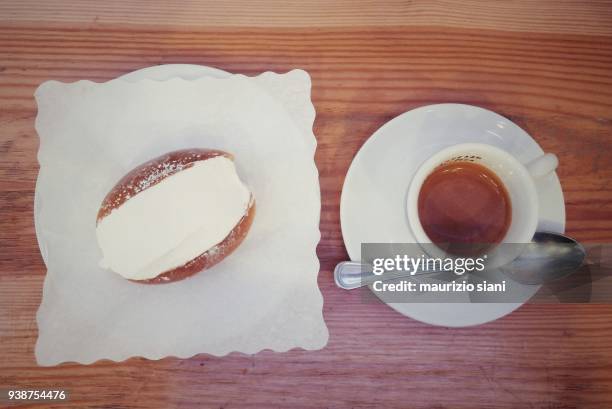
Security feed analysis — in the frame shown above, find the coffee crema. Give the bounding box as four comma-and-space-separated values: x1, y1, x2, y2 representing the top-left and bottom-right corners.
417, 161, 511, 255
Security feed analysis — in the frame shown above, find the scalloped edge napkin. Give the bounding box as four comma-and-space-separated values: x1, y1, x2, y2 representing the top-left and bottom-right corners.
34, 69, 328, 365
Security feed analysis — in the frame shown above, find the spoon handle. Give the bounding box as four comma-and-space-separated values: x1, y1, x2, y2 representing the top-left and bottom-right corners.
334, 261, 370, 289
334, 261, 444, 290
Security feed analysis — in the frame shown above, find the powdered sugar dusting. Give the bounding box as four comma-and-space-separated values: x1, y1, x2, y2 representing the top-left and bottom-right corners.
98, 150, 225, 222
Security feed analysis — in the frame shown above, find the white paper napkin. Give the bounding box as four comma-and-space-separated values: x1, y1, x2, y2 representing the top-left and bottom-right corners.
34, 70, 328, 365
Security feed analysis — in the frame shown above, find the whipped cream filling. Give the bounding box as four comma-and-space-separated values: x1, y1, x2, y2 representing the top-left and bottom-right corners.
96, 156, 251, 280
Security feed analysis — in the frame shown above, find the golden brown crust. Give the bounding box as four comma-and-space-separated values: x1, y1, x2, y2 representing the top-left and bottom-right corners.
97, 149, 232, 223
134, 199, 255, 284
97, 148, 254, 285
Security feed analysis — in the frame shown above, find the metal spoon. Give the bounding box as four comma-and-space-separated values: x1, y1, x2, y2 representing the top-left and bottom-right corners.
334, 232, 586, 290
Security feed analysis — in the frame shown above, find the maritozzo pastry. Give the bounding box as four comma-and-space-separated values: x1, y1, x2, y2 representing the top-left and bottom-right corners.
95, 149, 255, 284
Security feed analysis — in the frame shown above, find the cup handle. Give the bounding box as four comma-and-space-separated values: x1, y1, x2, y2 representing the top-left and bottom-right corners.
525, 153, 558, 180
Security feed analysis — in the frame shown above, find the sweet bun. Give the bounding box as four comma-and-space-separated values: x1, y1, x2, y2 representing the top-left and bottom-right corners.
95, 148, 255, 284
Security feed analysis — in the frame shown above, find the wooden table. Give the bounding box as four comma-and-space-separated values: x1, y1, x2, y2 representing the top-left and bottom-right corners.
1, 1, 612, 408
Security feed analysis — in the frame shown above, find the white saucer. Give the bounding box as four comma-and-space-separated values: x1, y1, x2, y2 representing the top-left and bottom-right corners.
120, 64, 230, 82
340, 103, 565, 327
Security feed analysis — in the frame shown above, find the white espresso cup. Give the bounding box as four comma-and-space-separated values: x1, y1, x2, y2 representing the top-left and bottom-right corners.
406, 143, 558, 267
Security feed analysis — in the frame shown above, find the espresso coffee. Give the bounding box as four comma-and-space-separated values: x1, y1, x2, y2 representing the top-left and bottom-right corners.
417, 161, 511, 255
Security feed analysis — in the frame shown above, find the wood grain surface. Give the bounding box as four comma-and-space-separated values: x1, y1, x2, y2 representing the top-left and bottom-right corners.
1, 1, 612, 408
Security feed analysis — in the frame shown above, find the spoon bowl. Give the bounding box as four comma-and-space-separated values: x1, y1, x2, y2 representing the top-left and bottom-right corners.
500, 232, 586, 285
